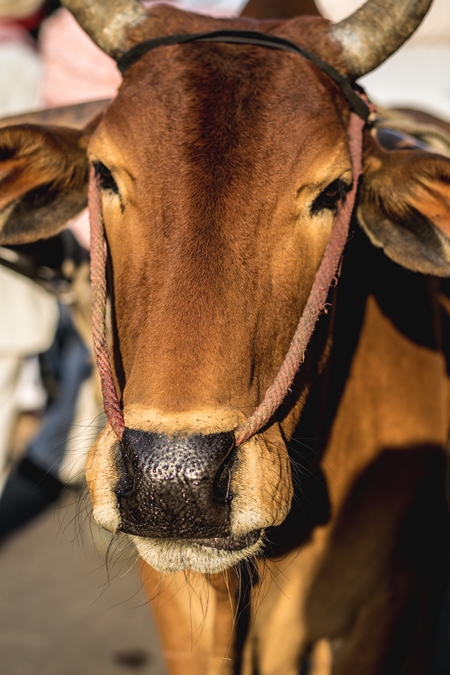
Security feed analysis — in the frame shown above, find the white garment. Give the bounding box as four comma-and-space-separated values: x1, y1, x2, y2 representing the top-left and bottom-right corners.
0, 266, 57, 355
0, 266, 57, 489
0, 42, 42, 116
0, 358, 25, 492
150, 0, 248, 17
316, 0, 450, 121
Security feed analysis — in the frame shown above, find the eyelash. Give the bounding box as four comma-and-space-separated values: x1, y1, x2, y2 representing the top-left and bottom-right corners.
92, 163, 348, 214
311, 179, 349, 215
93, 161, 119, 195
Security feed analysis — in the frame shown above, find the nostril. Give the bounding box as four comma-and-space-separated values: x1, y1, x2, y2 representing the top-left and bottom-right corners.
117, 428, 236, 538
115, 474, 134, 499
115, 443, 135, 498
212, 446, 236, 503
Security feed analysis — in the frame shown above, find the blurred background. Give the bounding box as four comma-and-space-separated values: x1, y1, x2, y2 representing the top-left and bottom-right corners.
0, 1, 448, 673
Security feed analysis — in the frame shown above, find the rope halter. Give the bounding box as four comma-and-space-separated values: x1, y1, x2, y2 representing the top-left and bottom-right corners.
88, 30, 375, 446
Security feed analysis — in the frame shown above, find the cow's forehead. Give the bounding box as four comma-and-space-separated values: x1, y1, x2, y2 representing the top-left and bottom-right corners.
91, 33, 350, 186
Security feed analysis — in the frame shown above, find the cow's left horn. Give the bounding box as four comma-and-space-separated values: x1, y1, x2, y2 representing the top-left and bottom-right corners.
61, 0, 149, 58
330, 0, 433, 79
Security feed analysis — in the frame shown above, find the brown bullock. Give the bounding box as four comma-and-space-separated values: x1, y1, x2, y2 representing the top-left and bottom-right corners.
1, 0, 450, 672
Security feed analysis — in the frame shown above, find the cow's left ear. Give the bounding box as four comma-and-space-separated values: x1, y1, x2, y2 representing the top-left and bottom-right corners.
358, 134, 450, 276
0, 124, 90, 245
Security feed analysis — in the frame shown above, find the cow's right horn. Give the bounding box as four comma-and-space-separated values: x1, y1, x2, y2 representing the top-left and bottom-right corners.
61, 0, 149, 59
330, 0, 433, 79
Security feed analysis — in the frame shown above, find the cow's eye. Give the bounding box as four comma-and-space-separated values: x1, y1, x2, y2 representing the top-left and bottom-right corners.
311, 179, 349, 215
93, 161, 119, 195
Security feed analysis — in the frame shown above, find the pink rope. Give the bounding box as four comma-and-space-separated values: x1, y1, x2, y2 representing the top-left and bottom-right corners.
234, 111, 366, 445
89, 166, 125, 441
88, 110, 367, 447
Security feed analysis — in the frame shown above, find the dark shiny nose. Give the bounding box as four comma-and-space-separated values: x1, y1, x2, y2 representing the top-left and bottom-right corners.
115, 428, 236, 539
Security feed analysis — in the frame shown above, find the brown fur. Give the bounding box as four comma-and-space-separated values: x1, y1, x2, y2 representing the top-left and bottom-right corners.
241, 0, 320, 19
0, 4, 449, 673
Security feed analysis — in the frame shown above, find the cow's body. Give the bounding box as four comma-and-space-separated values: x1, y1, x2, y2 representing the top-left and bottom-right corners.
140, 226, 450, 674
1, 1, 450, 672
250, 235, 449, 673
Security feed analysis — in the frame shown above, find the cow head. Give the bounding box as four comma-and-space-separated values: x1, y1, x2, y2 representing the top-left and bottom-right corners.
1, 0, 450, 574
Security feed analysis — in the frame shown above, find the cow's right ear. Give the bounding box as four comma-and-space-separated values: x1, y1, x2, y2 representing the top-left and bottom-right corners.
0, 124, 90, 245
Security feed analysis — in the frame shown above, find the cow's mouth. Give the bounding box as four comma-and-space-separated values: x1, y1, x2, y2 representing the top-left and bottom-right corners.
187, 529, 262, 551
131, 529, 264, 573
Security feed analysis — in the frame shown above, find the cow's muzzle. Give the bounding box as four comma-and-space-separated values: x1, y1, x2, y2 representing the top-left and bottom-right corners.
115, 428, 236, 539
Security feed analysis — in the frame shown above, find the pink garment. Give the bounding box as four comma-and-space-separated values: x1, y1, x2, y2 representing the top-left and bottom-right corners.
40, 2, 245, 108
67, 209, 90, 250
40, 9, 121, 107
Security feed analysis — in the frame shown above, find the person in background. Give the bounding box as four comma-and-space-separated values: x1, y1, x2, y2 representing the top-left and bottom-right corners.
0, 233, 95, 541
0, 0, 99, 541
0, 0, 52, 116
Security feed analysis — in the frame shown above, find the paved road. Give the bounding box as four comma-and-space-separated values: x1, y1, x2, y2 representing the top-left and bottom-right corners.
1, 486, 449, 675
0, 488, 167, 675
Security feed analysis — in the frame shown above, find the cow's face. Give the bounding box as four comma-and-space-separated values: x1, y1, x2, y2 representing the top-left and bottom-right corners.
1, 0, 450, 574
84, 14, 356, 573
